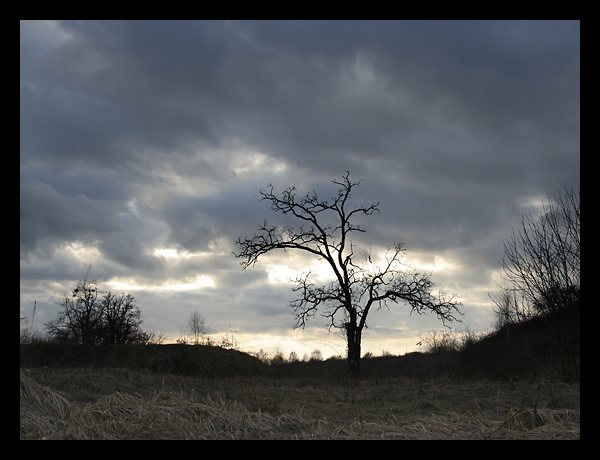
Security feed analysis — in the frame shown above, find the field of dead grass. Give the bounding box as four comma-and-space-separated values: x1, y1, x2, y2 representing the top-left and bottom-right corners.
20, 368, 580, 439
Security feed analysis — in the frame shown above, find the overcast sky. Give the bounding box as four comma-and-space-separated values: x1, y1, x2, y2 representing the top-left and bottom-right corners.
20, 20, 580, 358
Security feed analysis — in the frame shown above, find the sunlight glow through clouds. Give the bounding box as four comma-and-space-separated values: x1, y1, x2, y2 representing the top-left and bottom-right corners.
107, 274, 214, 292
64, 241, 103, 260
231, 150, 288, 177
265, 259, 336, 285
264, 250, 457, 286
363, 250, 456, 276
412, 255, 457, 273
154, 248, 193, 259
517, 194, 549, 211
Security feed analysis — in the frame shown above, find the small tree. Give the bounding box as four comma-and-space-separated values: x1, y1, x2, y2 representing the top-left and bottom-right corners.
310, 349, 323, 362
187, 310, 208, 345
253, 348, 270, 362
270, 346, 286, 364
234, 173, 462, 375
101, 292, 147, 344
46, 279, 103, 345
45, 279, 148, 345
220, 323, 242, 350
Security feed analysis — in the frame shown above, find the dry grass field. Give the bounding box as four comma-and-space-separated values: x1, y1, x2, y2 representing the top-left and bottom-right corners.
20, 367, 580, 439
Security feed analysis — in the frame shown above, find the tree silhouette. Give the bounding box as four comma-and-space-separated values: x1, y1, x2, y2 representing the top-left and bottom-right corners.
500, 186, 580, 381
234, 172, 462, 375
45, 279, 149, 345
501, 187, 580, 319
45, 279, 103, 345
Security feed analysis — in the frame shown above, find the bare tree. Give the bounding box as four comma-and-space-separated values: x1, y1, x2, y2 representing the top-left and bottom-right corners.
309, 349, 323, 362
46, 279, 103, 345
500, 187, 580, 381
501, 187, 580, 318
102, 292, 147, 344
220, 323, 242, 350
45, 279, 149, 345
234, 172, 462, 375
187, 310, 208, 345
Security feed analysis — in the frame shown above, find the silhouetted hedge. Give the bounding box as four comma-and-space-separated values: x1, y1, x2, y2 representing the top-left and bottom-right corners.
21, 310, 579, 383
20, 343, 266, 378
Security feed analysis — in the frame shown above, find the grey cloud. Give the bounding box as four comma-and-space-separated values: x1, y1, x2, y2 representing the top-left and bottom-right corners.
20, 21, 579, 352
20, 177, 123, 251
97, 231, 163, 272
162, 202, 216, 253
22, 20, 579, 187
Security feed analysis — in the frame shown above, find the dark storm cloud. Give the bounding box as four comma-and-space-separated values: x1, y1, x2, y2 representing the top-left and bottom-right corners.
220, 20, 579, 172
20, 20, 579, 350
21, 20, 579, 183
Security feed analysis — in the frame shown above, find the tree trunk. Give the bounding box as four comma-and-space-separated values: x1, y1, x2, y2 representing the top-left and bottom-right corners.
346, 321, 361, 376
